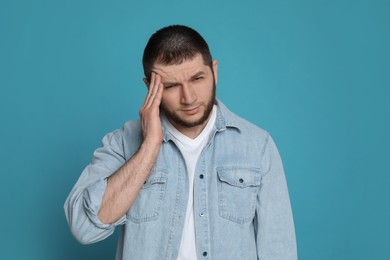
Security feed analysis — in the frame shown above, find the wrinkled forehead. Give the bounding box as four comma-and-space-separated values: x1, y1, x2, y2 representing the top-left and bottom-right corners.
151, 54, 211, 81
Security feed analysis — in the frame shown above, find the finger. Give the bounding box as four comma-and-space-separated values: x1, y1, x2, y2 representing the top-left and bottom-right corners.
142, 72, 156, 109
148, 72, 156, 94
145, 74, 161, 108
139, 81, 162, 120
146, 72, 156, 99
152, 82, 164, 108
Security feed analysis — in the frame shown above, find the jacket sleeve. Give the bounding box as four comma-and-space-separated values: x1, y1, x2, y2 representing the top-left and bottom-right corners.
64, 130, 127, 245
255, 135, 297, 259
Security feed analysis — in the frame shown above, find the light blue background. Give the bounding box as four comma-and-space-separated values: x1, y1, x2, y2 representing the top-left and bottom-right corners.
1, 0, 389, 259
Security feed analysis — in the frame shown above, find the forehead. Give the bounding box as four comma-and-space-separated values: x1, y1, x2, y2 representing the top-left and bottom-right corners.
152, 54, 210, 80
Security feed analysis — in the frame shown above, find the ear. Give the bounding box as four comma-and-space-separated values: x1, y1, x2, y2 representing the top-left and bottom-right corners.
143, 77, 150, 90
212, 60, 218, 85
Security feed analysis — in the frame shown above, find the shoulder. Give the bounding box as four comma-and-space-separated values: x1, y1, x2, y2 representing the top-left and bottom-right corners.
114, 119, 142, 143
101, 120, 142, 158
122, 119, 142, 134
216, 100, 270, 143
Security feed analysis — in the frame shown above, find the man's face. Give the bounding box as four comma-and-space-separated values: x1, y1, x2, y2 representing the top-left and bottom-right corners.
150, 54, 218, 137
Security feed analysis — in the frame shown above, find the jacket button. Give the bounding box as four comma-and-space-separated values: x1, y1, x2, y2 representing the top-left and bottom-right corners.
202, 251, 208, 257
239, 178, 244, 183
199, 174, 204, 179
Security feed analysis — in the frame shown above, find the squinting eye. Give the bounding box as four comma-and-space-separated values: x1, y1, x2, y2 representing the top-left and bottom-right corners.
194, 77, 203, 81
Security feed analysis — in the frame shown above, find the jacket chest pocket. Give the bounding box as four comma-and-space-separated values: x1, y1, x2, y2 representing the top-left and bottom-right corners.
127, 169, 168, 223
217, 166, 262, 224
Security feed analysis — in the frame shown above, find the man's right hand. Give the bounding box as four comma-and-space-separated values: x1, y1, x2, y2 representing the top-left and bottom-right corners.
98, 72, 164, 225
139, 72, 164, 146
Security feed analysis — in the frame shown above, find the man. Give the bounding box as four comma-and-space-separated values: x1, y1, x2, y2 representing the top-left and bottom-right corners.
64, 25, 297, 260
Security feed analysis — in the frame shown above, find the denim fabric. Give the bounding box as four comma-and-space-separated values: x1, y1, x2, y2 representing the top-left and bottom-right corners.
64, 100, 297, 260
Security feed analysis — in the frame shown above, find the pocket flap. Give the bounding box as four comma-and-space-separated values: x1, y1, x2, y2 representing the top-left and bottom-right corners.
217, 166, 262, 188
142, 169, 168, 188
143, 177, 166, 188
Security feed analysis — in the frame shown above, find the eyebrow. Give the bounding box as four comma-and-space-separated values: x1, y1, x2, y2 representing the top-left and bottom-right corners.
190, 71, 206, 80
161, 71, 207, 87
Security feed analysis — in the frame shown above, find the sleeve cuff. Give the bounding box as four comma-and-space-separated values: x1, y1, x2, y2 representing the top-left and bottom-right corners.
83, 178, 126, 229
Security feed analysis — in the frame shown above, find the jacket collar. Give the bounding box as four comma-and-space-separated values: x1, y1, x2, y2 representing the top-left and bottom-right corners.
214, 99, 241, 132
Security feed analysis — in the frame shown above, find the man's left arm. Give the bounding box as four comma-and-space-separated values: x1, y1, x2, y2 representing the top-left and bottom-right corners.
255, 135, 297, 259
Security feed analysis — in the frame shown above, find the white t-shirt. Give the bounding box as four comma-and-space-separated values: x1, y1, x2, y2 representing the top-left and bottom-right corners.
162, 106, 217, 260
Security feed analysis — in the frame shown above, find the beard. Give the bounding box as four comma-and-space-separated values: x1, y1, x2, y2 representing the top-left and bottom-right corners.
161, 81, 216, 129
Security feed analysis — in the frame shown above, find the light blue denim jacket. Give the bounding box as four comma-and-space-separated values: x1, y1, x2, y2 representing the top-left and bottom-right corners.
64, 100, 297, 260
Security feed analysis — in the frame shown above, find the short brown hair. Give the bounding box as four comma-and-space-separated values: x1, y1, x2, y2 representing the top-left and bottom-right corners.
142, 25, 213, 80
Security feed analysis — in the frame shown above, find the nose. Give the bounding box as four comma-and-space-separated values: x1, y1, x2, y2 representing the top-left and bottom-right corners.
181, 83, 196, 104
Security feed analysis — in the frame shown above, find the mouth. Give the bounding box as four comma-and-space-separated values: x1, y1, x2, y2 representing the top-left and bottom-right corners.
182, 105, 200, 115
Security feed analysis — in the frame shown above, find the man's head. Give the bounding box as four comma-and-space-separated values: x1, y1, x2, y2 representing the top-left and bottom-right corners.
142, 25, 213, 81
142, 25, 218, 137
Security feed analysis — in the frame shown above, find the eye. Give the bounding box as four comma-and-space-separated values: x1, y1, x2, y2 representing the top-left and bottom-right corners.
164, 84, 177, 89
194, 76, 203, 81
